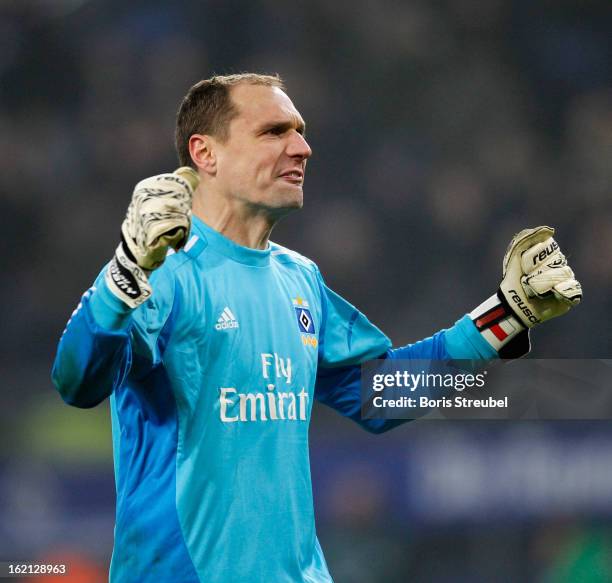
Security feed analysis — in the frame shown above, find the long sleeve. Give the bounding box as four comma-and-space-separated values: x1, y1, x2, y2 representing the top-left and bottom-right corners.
52, 264, 176, 408
314, 265, 499, 433
315, 330, 451, 434
52, 284, 132, 408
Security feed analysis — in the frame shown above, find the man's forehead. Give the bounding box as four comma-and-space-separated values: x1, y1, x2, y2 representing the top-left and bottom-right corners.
230, 84, 305, 128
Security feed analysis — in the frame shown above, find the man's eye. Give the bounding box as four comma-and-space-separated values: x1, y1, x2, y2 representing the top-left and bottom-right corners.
266, 127, 283, 135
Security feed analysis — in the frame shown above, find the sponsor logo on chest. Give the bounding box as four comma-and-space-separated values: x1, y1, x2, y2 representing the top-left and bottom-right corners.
219, 352, 309, 423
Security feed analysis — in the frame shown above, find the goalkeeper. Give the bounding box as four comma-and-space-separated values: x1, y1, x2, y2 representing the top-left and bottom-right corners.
51, 73, 581, 583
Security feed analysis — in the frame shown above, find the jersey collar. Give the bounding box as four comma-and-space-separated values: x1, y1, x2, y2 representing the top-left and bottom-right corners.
190, 215, 271, 267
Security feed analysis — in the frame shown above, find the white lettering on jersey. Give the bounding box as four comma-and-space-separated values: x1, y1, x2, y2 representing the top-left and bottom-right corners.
218, 385, 309, 423
219, 352, 305, 423
261, 352, 292, 384
215, 307, 239, 330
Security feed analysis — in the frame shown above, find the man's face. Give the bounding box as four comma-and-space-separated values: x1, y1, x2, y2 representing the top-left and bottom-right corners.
213, 84, 312, 213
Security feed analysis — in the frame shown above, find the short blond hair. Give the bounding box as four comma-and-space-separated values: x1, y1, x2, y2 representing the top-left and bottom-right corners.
175, 73, 285, 167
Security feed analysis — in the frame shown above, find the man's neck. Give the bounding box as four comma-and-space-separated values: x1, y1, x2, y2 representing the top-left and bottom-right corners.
192, 191, 277, 250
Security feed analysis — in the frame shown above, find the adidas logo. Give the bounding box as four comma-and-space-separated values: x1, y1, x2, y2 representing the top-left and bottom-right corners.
215, 307, 239, 330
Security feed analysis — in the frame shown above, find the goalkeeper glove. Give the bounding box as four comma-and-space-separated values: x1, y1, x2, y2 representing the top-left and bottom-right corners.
105, 167, 200, 308
469, 226, 582, 358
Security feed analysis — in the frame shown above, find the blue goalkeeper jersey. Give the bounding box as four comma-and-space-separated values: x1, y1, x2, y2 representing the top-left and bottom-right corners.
52, 215, 495, 583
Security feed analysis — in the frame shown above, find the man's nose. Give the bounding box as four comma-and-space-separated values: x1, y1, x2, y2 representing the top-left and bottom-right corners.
287, 131, 312, 159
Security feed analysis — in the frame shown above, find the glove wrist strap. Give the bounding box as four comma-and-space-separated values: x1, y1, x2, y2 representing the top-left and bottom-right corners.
469, 292, 530, 358
105, 243, 153, 309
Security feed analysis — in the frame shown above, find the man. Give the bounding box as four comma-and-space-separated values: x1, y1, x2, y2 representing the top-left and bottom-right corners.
52, 73, 581, 582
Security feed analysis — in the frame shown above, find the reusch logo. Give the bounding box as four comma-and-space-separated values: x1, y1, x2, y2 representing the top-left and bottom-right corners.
508, 290, 540, 324
533, 241, 559, 266
109, 258, 139, 298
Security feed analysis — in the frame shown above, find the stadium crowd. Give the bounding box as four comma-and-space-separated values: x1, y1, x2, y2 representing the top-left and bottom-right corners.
1, 1, 611, 581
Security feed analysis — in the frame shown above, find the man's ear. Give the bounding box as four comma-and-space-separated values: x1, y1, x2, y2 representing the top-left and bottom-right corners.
189, 134, 217, 175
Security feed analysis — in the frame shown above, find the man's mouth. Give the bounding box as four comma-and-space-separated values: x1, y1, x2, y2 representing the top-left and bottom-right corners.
279, 170, 304, 184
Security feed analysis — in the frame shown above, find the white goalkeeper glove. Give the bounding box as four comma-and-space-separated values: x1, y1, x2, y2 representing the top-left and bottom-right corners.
105, 167, 200, 308
469, 226, 582, 357
500, 226, 582, 325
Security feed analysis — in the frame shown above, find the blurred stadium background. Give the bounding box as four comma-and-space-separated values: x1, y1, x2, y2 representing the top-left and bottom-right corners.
1, 0, 612, 581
